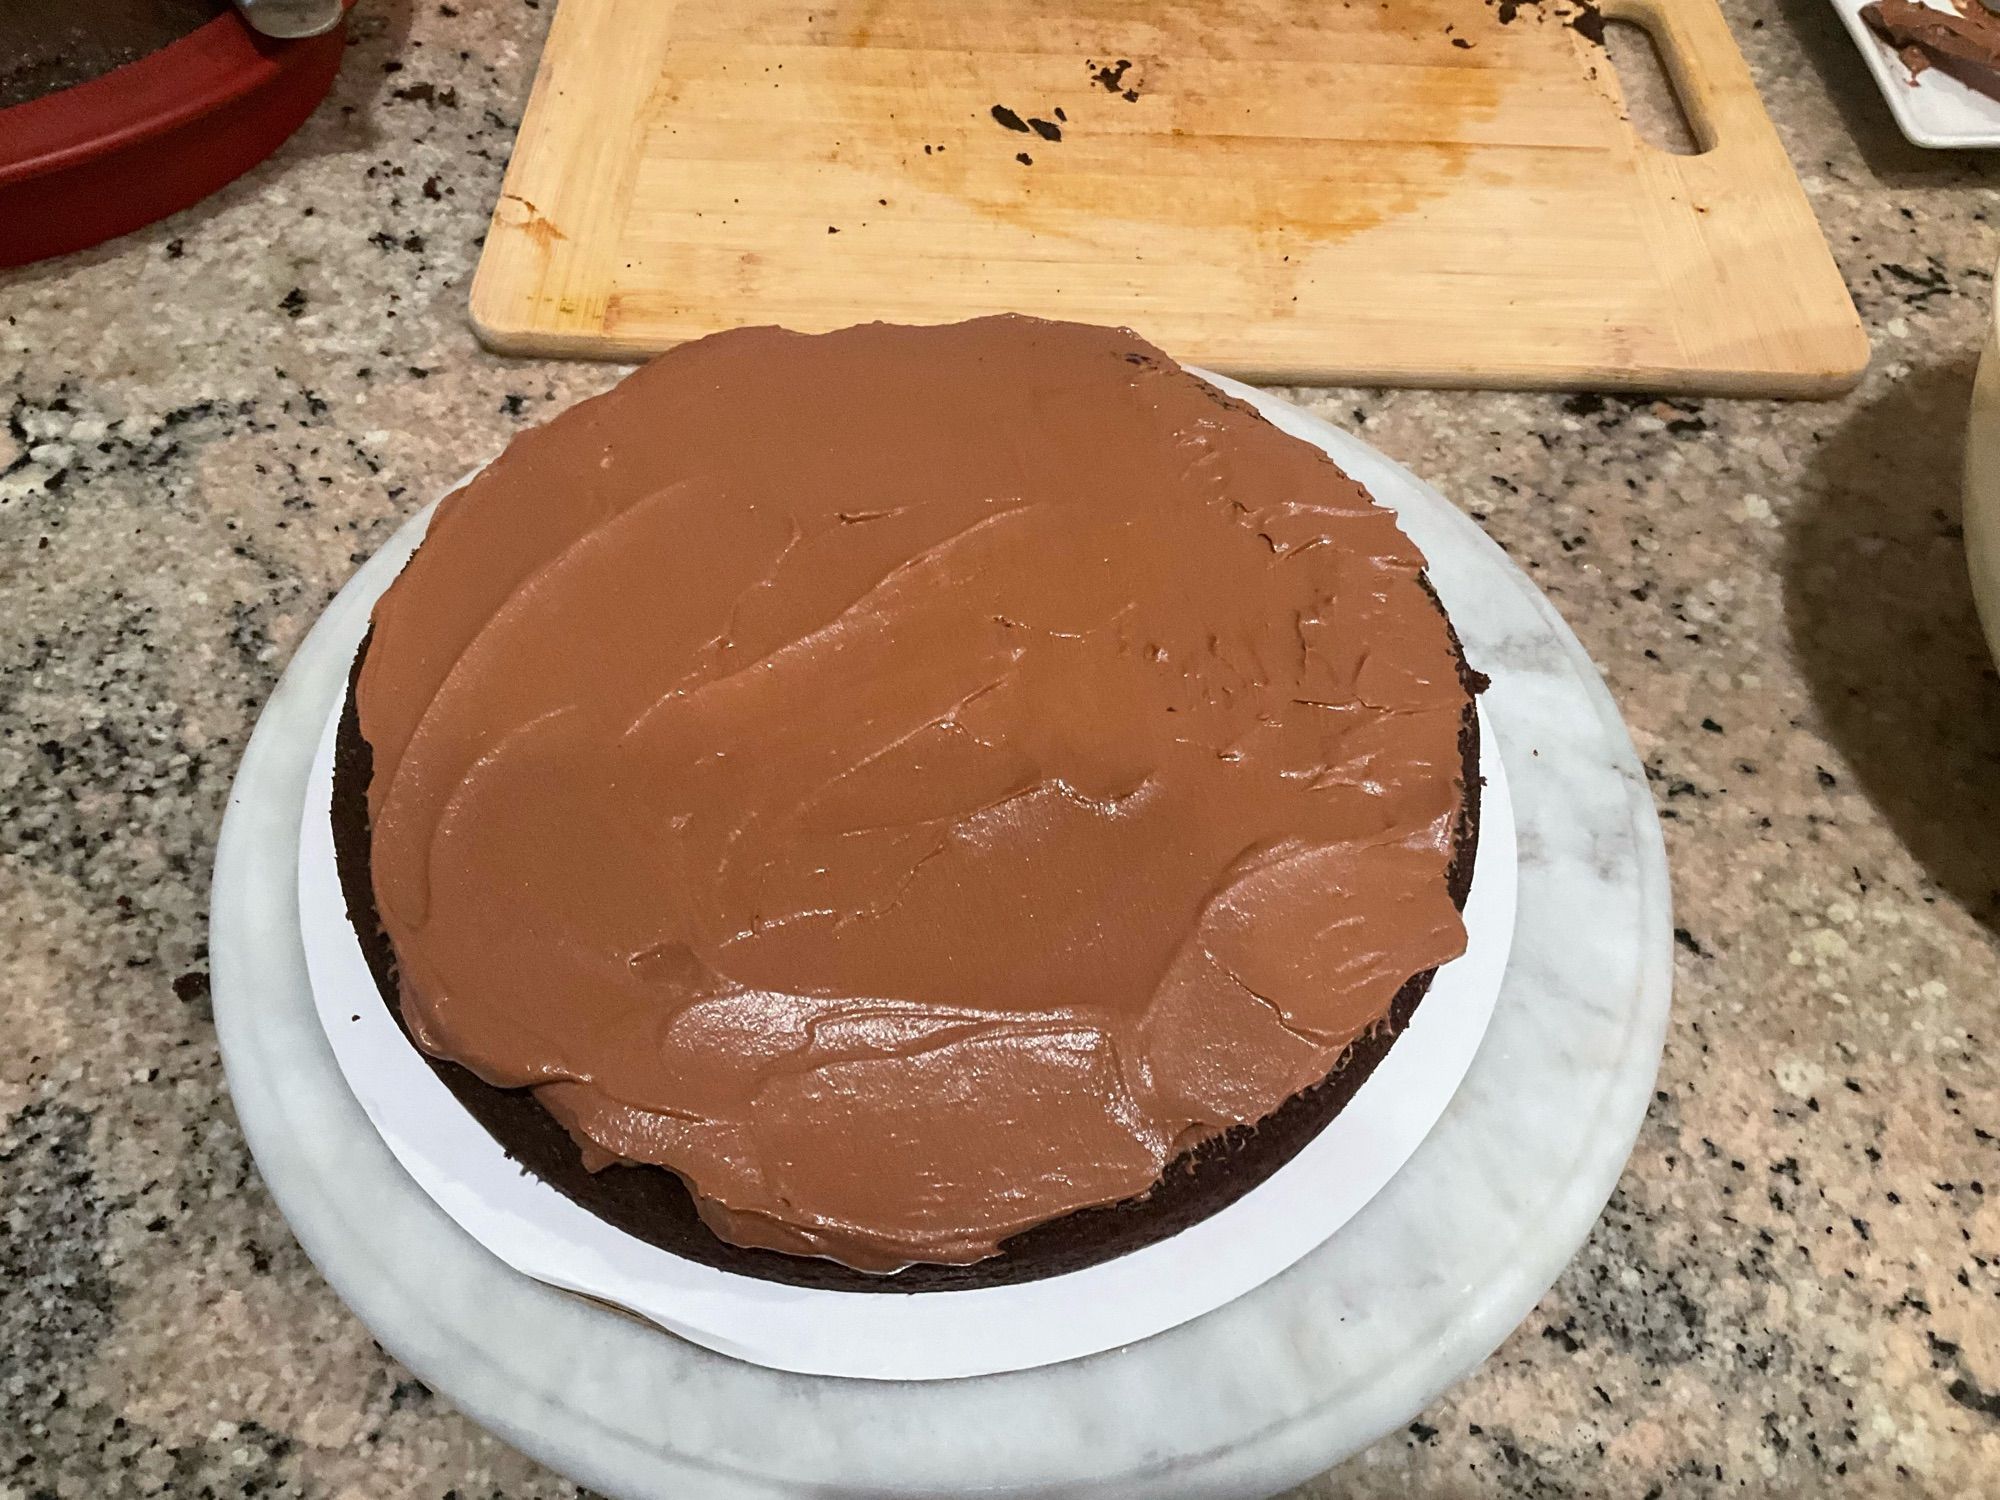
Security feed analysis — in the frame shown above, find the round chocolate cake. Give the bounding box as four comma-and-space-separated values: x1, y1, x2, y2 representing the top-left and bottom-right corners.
335, 315, 1484, 1290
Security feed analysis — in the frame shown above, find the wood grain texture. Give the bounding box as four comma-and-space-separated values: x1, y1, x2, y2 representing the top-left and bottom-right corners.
469, 0, 1867, 395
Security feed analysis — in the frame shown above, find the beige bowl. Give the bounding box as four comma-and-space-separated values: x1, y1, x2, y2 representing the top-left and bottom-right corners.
1967, 276, 2000, 665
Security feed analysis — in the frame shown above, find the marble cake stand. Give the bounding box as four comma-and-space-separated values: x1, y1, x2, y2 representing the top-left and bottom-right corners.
212, 379, 1672, 1500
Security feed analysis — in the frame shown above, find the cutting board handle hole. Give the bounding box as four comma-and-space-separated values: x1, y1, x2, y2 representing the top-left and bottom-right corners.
1602, 16, 1706, 156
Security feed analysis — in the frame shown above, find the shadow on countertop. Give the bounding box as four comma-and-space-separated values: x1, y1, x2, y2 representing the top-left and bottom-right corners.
1784, 358, 2000, 931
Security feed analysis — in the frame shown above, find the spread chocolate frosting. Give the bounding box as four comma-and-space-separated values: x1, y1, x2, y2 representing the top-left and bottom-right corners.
356, 316, 1475, 1272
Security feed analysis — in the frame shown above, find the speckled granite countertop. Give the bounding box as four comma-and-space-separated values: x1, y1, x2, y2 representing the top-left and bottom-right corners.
4, 0, 1999, 1494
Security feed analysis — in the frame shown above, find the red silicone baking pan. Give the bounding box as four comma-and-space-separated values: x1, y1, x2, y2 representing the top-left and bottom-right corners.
0, 2, 352, 267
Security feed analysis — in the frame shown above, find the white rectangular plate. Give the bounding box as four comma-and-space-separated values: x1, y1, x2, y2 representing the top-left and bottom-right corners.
1831, 0, 2000, 148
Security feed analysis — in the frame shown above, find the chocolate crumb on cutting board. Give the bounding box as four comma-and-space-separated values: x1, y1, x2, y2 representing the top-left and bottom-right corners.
1490, 0, 1607, 47
1087, 56, 1141, 100
991, 103, 1063, 150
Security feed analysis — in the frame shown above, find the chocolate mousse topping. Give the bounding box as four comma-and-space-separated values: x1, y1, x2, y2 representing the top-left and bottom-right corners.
356, 316, 1477, 1272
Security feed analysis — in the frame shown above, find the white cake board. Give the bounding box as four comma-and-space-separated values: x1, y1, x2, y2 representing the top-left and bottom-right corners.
213, 377, 1671, 1500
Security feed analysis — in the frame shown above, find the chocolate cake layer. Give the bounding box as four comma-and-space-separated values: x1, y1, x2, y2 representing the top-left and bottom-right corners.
345, 317, 1483, 1279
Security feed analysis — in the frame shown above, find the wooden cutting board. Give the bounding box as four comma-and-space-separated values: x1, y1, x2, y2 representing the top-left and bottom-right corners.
469, 0, 1867, 395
